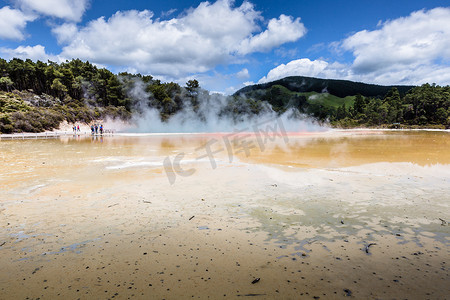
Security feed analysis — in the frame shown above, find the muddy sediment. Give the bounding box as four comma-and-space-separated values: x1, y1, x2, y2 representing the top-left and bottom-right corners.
0, 131, 449, 299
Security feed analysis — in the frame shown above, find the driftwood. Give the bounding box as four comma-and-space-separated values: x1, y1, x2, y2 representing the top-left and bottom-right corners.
364, 243, 377, 254
343, 288, 352, 296
251, 278, 260, 284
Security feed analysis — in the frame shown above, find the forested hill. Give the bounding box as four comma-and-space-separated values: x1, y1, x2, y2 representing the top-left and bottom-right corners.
234, 76, 449, 128
235, 76, 415, 98
0, 58, 203, 133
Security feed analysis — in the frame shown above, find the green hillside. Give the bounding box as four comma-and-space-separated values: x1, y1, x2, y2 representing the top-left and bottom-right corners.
235, 77, 449, 128
302, 92, 355, 108
238, 83, 356, 120
235, 76, 415, 98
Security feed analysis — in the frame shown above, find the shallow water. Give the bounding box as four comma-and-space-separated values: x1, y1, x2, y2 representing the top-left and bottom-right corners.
0, 130, 449, 299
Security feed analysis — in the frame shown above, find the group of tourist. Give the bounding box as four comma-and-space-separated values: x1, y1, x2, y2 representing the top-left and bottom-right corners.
70, 123, 109, 135
91, 124, 104, 135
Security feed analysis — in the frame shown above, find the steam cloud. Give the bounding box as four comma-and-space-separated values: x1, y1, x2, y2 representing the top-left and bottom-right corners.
123, 77, 328, 133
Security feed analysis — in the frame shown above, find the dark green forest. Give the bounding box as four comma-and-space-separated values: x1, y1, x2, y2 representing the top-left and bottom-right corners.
235, 76, 415, 98
236, 77, 450, 128
0, 58, 205, 133
333, 85, 450, 128
0, 58, 449, 133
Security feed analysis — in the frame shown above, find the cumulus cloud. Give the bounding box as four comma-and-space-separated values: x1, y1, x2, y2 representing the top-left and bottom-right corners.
0, 45, 57, 62
258, 58, 348, 83
238, 14, 306, 55
260, 56, 450, 86
0, 6, 35, 40
236, 68, 250, 79
354, 64, 450, 86
260, 7, 450, 86
55, 0, 305, 77
342, 7, 450, 74
51, 23, 78, 44
15, 0, 89, 22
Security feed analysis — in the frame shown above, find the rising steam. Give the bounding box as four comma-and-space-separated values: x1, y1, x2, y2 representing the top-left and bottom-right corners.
122, 77, 328, 133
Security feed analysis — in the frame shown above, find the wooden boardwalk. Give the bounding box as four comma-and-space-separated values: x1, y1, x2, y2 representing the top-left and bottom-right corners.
0, 131, 115, 140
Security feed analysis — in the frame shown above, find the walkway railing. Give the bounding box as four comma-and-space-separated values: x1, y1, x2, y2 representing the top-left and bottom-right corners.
0, 130, 115, 140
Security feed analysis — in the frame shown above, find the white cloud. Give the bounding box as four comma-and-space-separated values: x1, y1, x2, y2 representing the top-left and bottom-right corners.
51, 23, 78, 44
161, 8, 177, 18
236, 68, 250, 79
258, 58, 348, 83
259, 57, 450, 87
15, 0, 89, 22
353, 63, 450, 86
259, 56, 450, 86
260, 7, 450, 86
0, 6, 35, 40
238, 14, 306, 55
0, 45, 57, 62
55, 0, 305, 77
341, 7, 450, 75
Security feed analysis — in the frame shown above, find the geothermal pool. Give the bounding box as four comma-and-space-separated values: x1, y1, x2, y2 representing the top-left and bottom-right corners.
0, 130, 449, 299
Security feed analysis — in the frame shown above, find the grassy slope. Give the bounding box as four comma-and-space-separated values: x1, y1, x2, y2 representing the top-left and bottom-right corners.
268, 85, 355, 110
301, 92, 355, 108
0, 91, 31, 113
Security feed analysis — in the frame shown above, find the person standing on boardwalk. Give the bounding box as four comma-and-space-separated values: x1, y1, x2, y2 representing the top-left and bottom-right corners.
91, 125, 94, 134
95, 124, 98, 134
100, 124, 103, 135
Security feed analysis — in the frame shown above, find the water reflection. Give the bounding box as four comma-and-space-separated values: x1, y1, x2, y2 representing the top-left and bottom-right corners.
2, 131, 449, 178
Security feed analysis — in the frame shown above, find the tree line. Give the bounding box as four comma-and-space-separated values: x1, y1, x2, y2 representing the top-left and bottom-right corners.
1, 58, 449, 133
237, 78, 450, 128
0, 58, 202, 132
332, 85, 450, 128
236, 76, 415, 98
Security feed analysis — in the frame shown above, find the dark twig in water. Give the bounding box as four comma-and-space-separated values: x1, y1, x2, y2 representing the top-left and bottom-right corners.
0, 242, 5, 247
365, 243, 377, 254
189, 216, 195, 221
143, 200, 152, 204
343, 288, 352, 296
439, 218, 447, 226
251, 278, 260, 284
107, 203, 119, 208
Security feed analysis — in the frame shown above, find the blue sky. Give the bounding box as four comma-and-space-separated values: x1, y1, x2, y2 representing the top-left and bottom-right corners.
1, 0, 450, 93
